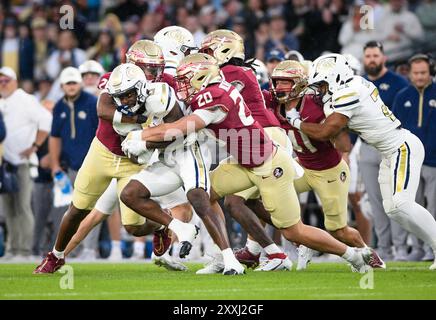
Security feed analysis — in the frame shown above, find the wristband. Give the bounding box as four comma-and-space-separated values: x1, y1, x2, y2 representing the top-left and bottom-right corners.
113, 110, 123, 124
292, 119, 302, 130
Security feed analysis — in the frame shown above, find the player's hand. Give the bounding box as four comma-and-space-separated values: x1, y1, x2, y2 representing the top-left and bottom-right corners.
121, 130, 146, 157
286, 108, 302, 129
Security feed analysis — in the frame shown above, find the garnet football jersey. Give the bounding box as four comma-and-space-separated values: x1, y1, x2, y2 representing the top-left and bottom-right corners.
221, 64, 280, 128
264, 90, 342, 170
191, 81, 273, 168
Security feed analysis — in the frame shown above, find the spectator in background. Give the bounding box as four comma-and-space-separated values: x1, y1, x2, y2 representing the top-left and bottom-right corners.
392, 54, 436, 262
49, 67, 98, 259
264, 14, 299, 54
254, 19, 270, 61
219, 0, 243, 30
184, 14, 206, 47
379, 0, 424, 62
233, 17, 256, 59
18, 23, 34, 85
243, 0, 266, 34
31, 18, 55, 83
262, 48, 285, 90
361, 41, 410, 261
1, 17, 19, 75
415, 0, 436, 45
395, 61, 411, 80
49, 67, 98, 185
45, 30, 87, 81
78, 60, 105, 96
87, 30, 119, 72
339, 1, 380, 61
199, 5, 219, 35
0, 66, 52, 260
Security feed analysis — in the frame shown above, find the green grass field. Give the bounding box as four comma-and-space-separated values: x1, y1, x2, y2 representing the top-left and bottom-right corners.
1, 262, 435, 300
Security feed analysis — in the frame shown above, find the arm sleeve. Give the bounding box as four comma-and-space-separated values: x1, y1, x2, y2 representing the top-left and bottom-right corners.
193, 107, 227, 126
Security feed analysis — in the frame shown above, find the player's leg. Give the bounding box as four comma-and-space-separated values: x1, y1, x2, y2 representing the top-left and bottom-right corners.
151, 190, 191, 271
226, 190, 290, 269
120, 164, 198, 258
254, 147, 378, 272
380, 135, 436, 269
314, 160, 366, 247
33, 139, 129, 273
177, 144, 244, 275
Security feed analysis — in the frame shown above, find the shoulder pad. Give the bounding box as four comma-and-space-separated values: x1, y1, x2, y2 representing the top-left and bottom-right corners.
144, 82, 176, 118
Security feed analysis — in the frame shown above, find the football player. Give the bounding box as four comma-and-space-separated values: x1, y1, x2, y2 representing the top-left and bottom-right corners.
286, 53, 436, 270
266, 60, 375, 270
33, 42, 194, 274
124, 53, 378, 274
198, 29, 293, 272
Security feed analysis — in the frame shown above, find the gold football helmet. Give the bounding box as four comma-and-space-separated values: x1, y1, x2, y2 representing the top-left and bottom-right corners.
175, 53, 221, 103
271, 60, 308, 104
199, 29, 244, 65
125, 40, 165, 81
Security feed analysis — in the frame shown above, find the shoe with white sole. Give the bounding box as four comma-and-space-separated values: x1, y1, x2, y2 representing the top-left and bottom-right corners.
296, 245, 314, 271
254, 253, 292, 271
152, 253, 187, 271
223, 261, 245, 275
196, 258, 225, 274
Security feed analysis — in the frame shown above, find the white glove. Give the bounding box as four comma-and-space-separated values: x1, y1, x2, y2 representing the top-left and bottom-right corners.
121, 130, 146, 157
285, 108, 302, 129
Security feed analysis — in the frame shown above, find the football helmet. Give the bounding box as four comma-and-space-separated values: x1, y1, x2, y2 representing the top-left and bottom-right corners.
106, 63, 147, 114
154, 26, 197, 67
125, 40, 165, 81
175, 53, 221, 103
271, 60, 308, 104
199, 29, 244, 65
308, 53, 353, 94
78, 60, 105, 76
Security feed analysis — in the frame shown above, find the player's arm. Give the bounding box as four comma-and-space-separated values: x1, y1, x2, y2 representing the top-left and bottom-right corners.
142, 114, 207, 142
331, 129, 352, 153
97, 92, 143, 124
299, 113, 349, 141
64, 210, 108, 257
142, 105, 225, 142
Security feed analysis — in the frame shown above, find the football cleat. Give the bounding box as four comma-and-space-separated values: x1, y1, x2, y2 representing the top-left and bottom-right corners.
223, 261, 245, 276
196, 258, 225, 274
296, 245, 314, 271
33, 252, 65, 274
153, 253, 188, 271
363, 247, 386, 269
234, 247, 260, 268
254, 253, 292, 272
153, 227, 172, 257
348, 248, 373, 273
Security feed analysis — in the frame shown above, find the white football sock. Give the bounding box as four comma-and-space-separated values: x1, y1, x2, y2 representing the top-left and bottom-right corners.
246, 239, 262, 255
264, 243, 282, 255
222, 248, 238, 266
52, 248, 65, 259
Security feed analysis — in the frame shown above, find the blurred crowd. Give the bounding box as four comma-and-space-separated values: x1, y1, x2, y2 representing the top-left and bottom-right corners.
0, 0, 434, 101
